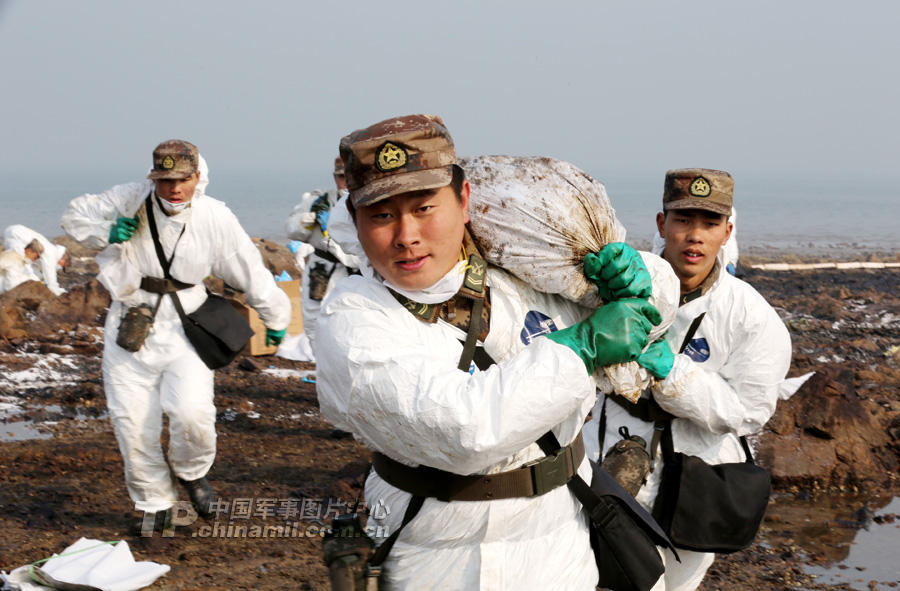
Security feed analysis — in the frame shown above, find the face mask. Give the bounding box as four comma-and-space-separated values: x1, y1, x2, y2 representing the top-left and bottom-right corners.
158, 197, 191, 214
384, 259, 468, 305
338, 189, 350, 201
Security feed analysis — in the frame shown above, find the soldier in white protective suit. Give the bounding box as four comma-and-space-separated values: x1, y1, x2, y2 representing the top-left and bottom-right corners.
316, 114, 667, 590
285, 156, 360, 352
1, 225, 69, 295
583, 169, 792, 591
62, 140, 291, 534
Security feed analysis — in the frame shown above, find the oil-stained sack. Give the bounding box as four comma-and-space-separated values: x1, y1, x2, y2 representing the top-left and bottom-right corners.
462, 155, 627, 309
462, 155, 678, 402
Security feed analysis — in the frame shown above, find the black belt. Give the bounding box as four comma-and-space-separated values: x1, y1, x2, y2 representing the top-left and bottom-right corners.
313, 248, 340, 264
372, 435, 585, 502
140, 276, 194, 294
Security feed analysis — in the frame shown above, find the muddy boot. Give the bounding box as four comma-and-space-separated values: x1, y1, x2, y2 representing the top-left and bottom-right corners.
178, 476, 217, 518
130, 509, 170, 537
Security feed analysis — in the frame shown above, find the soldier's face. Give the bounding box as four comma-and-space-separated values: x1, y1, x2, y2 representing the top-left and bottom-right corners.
155, 171, 200, 204
334, 173, 347, 191
657, 209, 732, 293
355, 182, 470, 291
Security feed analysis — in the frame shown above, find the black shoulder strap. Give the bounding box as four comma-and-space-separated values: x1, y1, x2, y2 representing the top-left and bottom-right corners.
678, 312, 707, 355
599, 312, 708, 459
624, 312, 706, 470
657, 310, 755, 464
648, 311, 706, 463
368, 494, 425, 567
145, 194, 189, 318
536, 431, 623, 539
597, 396, 608, 458
457, 297, 485, 371
145, 193, 185, 279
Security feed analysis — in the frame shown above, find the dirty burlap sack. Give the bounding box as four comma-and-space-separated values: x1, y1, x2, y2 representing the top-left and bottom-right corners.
461, 155, 678, 402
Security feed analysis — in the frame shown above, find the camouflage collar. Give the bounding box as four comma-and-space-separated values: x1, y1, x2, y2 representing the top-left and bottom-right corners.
679, 260, 721, 306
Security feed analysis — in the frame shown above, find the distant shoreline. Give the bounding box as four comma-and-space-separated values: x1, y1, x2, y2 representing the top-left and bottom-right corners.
47, 233, 900, 269
627, 238, 900, 266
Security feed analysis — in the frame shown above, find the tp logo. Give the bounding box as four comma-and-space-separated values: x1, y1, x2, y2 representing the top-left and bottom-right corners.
140, 501, 198, 537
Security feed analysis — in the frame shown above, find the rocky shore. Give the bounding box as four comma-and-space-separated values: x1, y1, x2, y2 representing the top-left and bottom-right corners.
1, 237, 898, 590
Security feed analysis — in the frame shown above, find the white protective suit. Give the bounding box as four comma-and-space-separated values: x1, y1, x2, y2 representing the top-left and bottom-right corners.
285, 188, 359, 350
2, 225, 67, 295
720, 208, 739, 272
317, 204, 605, 590
0, 249, 33, 293
583, 255, 791, 591
61, 160, 291, 512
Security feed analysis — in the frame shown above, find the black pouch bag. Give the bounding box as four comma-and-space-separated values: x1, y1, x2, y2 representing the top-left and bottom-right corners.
588, 461, 670, 591
651, 425, 770, 553
537, 433, 676, 591
177, 291, 255, 369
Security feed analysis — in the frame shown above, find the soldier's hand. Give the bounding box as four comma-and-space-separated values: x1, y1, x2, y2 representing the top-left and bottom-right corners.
637, 337, 675, 379
109, 216, 139, 244
315, 209, 330, 232
266, 328, 287, 347
584, 243, 652, 301
546, 299, 661, 374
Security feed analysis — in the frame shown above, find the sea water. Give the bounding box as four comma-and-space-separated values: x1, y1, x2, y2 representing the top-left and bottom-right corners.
1, 169, 897, 256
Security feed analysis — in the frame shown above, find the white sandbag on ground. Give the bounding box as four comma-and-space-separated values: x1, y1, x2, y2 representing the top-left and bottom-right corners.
462, 155, 679, 402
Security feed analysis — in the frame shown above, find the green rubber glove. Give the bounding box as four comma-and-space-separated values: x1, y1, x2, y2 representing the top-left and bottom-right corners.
546, 299, 662, 374
109, 216, 139, 244
638, 337, 675, 379
266, 327, 287, 346
584, 243, 652, 301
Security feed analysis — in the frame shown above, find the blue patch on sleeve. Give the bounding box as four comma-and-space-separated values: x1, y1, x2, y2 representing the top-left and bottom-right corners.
520, 311, 559, 345
684, 338, 710, 362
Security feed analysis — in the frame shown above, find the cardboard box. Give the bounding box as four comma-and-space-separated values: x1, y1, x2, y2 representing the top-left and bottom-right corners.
230, 279, 303, 356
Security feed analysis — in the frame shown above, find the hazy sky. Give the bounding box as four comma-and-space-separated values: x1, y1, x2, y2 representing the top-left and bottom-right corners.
1, 0, 897, 179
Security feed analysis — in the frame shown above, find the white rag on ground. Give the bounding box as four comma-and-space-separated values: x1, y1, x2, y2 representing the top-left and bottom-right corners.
275, 332, 315, 363
4, 538, 169, 591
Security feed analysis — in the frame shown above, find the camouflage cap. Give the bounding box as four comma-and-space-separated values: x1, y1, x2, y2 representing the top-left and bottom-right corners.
333, 156, 345, 176
663, 168, 733, 215
147, 140, 199, 180
340, 114, 457, 207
